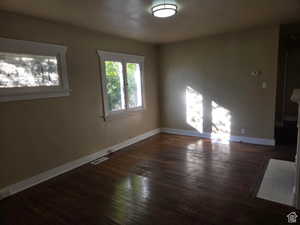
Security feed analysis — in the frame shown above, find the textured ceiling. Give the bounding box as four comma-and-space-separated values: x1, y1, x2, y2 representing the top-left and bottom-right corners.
1, 0, 300, 43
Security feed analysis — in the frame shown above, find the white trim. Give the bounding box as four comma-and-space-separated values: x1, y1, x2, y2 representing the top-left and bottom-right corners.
0, 37, 70, 102
291, 89, 300, 209
97, 51, 144, 62
0, 127, 277, 201
0, 128, 160, 200
0, 90, 70, 102
161, 128, 211, 139
161, 128, 275, 146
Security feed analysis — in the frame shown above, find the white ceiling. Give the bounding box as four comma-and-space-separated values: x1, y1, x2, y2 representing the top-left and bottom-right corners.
1, 0, 300, 43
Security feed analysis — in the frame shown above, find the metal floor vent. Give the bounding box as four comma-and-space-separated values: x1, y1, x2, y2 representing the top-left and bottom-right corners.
91, 157, 109, 165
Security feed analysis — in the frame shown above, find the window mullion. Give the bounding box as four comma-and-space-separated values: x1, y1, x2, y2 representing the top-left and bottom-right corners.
102, 59, 110, 118
139, 62, 145, 108
122, 59, 129, 110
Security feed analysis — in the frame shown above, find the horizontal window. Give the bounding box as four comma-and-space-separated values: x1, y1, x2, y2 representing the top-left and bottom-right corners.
0, 37, 70, 102
97, 51, 145, 119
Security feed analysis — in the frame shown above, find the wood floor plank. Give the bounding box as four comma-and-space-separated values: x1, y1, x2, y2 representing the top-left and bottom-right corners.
0, 134, 298, 225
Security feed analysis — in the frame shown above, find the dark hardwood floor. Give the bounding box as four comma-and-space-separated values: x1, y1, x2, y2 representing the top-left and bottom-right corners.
0, 134, 298, 225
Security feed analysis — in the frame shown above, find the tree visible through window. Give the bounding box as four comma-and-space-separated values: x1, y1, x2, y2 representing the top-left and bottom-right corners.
127, 63, 142, 108
0, 37, 69, 102
105, 61, 125, 112
98, 51, 144, 117
0, 52, 60, 88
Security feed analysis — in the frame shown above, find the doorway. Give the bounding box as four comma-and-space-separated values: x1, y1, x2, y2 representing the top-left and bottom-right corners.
275, 24, 300, 145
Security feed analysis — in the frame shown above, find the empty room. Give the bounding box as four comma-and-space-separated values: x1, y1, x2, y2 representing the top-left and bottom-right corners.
1, 0, 300, 224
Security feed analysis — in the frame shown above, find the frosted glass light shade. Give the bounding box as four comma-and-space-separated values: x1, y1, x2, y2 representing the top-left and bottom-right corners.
152, 3, 177, 18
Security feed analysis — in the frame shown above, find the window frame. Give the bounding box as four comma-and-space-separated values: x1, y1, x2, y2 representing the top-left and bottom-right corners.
97, 50, 145, 119
0, 37, 70, 102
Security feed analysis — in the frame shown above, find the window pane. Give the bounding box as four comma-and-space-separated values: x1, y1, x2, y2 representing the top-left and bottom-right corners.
126, 63, 142, 108
105, 61, 125, 112
0, 52, 60, 88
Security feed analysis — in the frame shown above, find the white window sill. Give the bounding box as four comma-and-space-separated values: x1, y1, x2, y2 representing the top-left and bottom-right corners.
0, 89, 70, 102
102, 107, 145, 121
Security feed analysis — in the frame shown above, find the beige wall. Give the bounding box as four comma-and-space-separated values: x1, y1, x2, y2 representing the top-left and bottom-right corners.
0, 12, 160, 189
0, 11, 280, 190
160, 27, 279, 139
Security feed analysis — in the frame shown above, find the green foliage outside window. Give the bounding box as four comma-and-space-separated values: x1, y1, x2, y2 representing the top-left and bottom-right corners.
105, 61, 123, 111
126, 63, 139, 108
105, 61, 141, 111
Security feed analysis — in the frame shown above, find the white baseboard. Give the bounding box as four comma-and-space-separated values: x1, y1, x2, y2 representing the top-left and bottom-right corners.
161, 128, 275, 146
0, 127, 275, 201
0, 128, 160, 200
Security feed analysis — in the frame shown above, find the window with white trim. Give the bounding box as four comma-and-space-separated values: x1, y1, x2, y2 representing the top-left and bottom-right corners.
97, 51, 145, 118
0, 37, 70, 102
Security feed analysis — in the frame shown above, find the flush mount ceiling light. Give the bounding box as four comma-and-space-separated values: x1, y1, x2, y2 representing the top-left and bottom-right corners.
151, 1, 178, 18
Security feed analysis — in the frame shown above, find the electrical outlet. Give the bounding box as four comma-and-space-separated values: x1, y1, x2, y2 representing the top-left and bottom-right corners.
241, 128, 245, 135
251, 70, 261, 77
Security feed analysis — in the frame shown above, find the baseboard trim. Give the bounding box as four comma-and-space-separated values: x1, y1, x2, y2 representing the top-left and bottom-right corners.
161, 128, 275, 146
0, 127, 275, 201
0, 128, 160, 200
